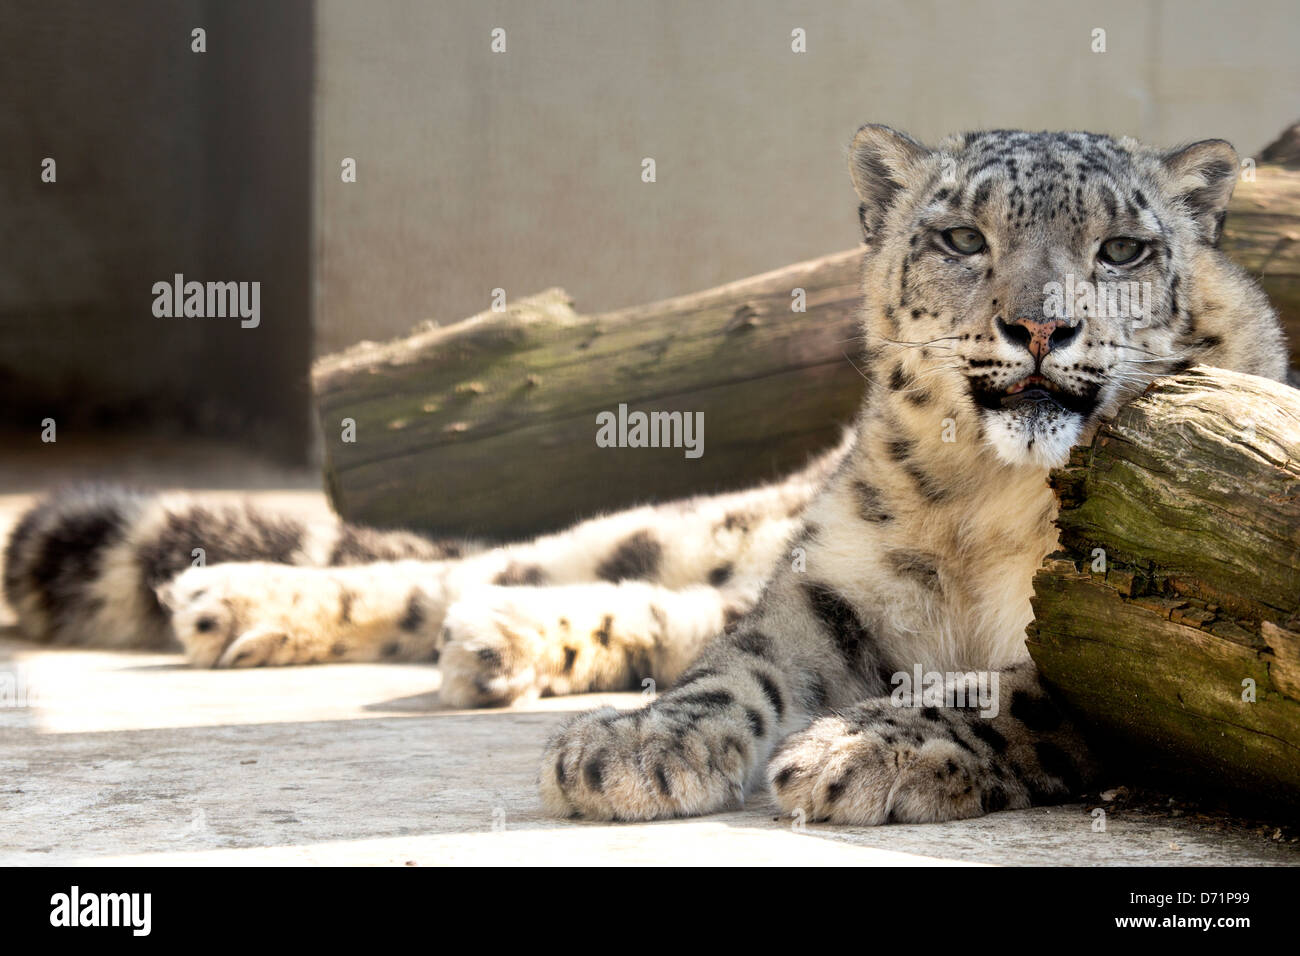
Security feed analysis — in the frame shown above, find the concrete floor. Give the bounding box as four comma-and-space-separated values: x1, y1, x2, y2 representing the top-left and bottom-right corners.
1, 437, 1297, 866
4, 636, 1298, 866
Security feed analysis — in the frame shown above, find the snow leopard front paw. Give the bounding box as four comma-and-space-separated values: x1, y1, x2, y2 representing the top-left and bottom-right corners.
766, 704, 1026, 825
538, 699, 752, 821
438, 597, 545, 708
158, 563, 331, 667
157, 565, 251, 666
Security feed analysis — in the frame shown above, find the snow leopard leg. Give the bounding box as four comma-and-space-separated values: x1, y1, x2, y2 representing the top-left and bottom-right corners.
155, 473, 801, 671
159, 559, 455, 667
765, 662, 1098, 823
438, 582, 747, 707
160, 507, 772, 677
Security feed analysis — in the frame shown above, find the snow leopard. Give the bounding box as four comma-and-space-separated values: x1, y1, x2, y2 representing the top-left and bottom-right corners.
4, 126, 1287, 825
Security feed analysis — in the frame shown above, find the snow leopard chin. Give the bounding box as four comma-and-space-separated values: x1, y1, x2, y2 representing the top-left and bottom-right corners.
981, 405, 1083, 470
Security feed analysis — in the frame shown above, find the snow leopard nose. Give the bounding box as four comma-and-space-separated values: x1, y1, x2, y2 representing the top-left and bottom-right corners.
996, 316, 1080, 360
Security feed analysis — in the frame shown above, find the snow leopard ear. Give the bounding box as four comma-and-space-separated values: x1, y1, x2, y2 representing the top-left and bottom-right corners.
848, 124, 932, 243
1160, 139, 1239, 246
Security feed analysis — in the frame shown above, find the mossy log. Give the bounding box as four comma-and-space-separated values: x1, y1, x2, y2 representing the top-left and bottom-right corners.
312, 254, 866, 538
1026, 366, 1300, 806
1219, 152, 1300, 367
313, 123, 1300, 539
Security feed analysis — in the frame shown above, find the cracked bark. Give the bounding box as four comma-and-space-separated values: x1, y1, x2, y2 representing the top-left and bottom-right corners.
1027, 366, 1300, 805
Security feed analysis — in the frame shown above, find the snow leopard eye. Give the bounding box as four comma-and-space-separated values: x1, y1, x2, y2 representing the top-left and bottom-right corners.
941, 227, 985, 255
1099, 237, 1147, 265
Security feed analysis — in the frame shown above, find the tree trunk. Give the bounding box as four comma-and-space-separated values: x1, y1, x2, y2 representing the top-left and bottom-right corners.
312, 122, 1300, 538
1026, 366, 1300, 806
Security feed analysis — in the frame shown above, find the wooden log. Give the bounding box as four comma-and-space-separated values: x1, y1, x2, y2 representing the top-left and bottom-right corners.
1025, 366, 1300, 807
313, 122, 1300, 538
313, 254, 866, 538
1220, 125, 1300, 364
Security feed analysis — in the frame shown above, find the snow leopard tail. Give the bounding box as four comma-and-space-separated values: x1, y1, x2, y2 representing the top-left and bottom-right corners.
2, 484, 475, 649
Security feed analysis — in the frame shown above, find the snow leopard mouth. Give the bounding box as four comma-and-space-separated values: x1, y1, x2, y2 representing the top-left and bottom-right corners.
968, 374, 1100, 419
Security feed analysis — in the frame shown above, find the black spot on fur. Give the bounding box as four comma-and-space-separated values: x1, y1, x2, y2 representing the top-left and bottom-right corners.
708, 563, 733, 586
653, 763, 671, 797
673, 666, 717, 689
744, 707, 766, 737
886, 436, 915, 461
338, 588, 355, 624
888, 363, 912, 391
562, 646, 578, 673
826, 775, 850, 803
903, 462, 949, 502
950, 732, 978, 755
852, 480, 892, 522
399, 593, 426, 632
905, 387, 933, 407
593, 614, 613, 647
751, 669, 786, 720
731, 630, 772, 659
887, 550, 942, 591
969, 719, 1008, 754
723, 512, 751, 533
673, 689, 733, 709
803, 673, 830, 711
382, 640, 402, 658
1010, 692, 1063, 732
13, 494, 134, 637
33, 508, 122, 595
803, 581, 878, 672
492, 562, 545, 586
773, 765, 801, 790
583, 751, 607, 792
875, 662, 898, 692
596, 530, 663, 582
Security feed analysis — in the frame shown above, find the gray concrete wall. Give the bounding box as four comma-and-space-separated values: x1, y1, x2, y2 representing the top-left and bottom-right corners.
314, 0, 1300, 356
1, 1, 314, 460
